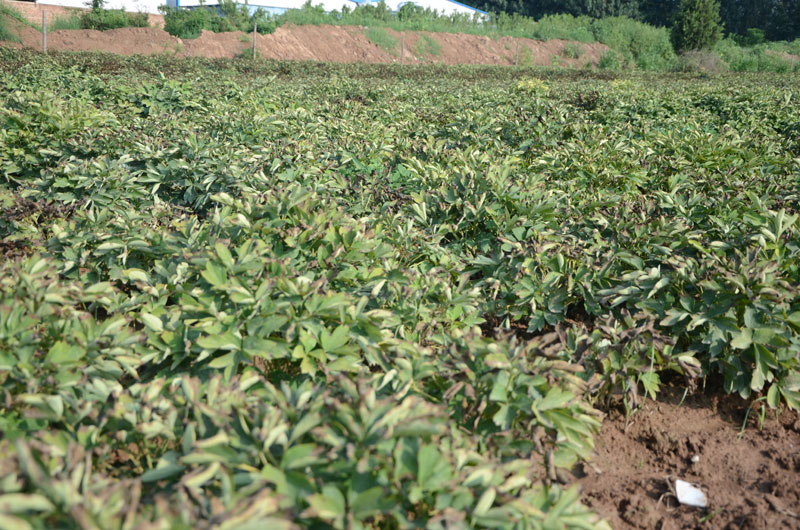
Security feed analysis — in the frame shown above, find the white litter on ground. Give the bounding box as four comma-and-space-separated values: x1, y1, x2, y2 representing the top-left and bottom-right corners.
675, 479, 707, 508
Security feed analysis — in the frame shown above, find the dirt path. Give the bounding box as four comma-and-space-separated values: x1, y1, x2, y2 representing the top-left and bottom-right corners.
1, 14, 607, 66
579, 387, 800, 529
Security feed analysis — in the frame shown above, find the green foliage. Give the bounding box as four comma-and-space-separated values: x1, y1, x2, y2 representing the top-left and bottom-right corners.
0, 1, 30, 26
562, 42, 584, 59
598, 49, 625, 69
2, 47, 800, 527
48, 12, 82, 31
528, 14, 676, 69
714, 38, 797, 72
673, 49, 729, 72
365, 26, 398, 53
0, 18, 19, 43
671, 0, 723, 52
414, 33, 441, 57
592, 16, 676, 69
78, 7, 149, 31
161, 6, 208, 39
0, 1, 32, 41
279, 1, 508, 35
160, 2, 277, 39
166, 6, 210, 38
532, 14, 596, 42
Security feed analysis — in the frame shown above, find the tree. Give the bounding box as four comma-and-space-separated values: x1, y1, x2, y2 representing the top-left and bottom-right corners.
670, 0, 723, 52
638, 0, 681, 26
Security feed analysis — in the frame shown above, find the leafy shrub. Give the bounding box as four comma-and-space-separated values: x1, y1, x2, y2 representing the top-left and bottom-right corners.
714, 38, 794, 72
591, 16, 676, 70
532, 14, 595, 42
79, 8, 149, 30
161, 6, 208, 39
671, 0, 723, 52
562, 42, 583, 59
598, 49, 624, 69
160, 2, 276, 39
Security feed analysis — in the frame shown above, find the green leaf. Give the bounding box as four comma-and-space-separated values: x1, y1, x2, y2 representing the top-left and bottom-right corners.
202, 261, 227, 287
306, 485, 345, 519
350, 486, 385, 519
140, 312, 163, 333
639, 371, 660, 400
197, 332, 240, 351
282, 444, 320, 470
660, 309, 689, 327
320, 325, 350, 353
536, 387, 574, 411
215, 242, 235, 269
766, 384, 779, 408
474, 487, 496, 516
142, 452, 185, 483
45, 341, 85, 364
0, 494, 54, 513
730, 328, 752, 350
0, 513, 33, 530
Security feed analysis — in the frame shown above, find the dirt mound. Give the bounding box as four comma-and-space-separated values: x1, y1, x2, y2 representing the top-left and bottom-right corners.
12, 23, 184, 55
1, 15, 607, 66
578, 387, 800, 529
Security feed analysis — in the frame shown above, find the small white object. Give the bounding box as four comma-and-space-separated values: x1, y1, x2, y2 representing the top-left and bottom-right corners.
690, 455, 700, 464
675, 479, 707, 508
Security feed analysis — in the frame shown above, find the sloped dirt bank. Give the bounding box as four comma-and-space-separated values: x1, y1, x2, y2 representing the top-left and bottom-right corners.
2, 15, 607, 66
579, 386, 800, 529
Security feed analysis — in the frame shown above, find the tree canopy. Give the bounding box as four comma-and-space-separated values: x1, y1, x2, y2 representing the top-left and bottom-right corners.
472, 0, 800, 41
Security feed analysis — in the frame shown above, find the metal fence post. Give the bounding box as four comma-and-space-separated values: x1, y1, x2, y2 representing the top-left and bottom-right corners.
42, 12, 47, 54
401, 37, 405, 65
253, 23, 257, 60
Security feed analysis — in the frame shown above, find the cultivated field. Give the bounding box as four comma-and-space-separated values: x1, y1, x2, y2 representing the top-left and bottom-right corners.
1, 48, 799, 528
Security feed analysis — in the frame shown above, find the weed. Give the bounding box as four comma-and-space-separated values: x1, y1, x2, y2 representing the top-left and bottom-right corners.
413, 33, 441, 57
562, 42, 583, 59
365, 26, 397, 53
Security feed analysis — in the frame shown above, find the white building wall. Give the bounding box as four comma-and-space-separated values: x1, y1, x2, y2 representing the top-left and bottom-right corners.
376, 0, 485, 16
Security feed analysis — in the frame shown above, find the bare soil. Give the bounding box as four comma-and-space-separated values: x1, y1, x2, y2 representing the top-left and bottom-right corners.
579, 386, 800, 530
1, 14, 607, 66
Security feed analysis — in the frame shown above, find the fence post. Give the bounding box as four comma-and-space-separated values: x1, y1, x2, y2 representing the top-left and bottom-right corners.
42, 11, 47, 54
253, 23, 257, 60
401, 37, 405, 65
515, 42, 519, 67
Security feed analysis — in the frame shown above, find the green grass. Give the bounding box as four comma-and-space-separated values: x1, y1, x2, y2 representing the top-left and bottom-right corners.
413, 33, 441, 57
0, 1, 30, 26
365, 26, 397, 53
48, 12, 82, 31
0, 20, 19, 42
0, 1, 34, 41
562, 42, 583, 59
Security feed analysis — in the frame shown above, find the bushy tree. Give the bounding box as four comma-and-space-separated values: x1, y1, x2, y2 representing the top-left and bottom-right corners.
671, 0, 723, 51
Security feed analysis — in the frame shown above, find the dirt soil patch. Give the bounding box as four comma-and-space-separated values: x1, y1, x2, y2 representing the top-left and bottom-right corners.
579, 387, 800, 529
2, 14, 607, 66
